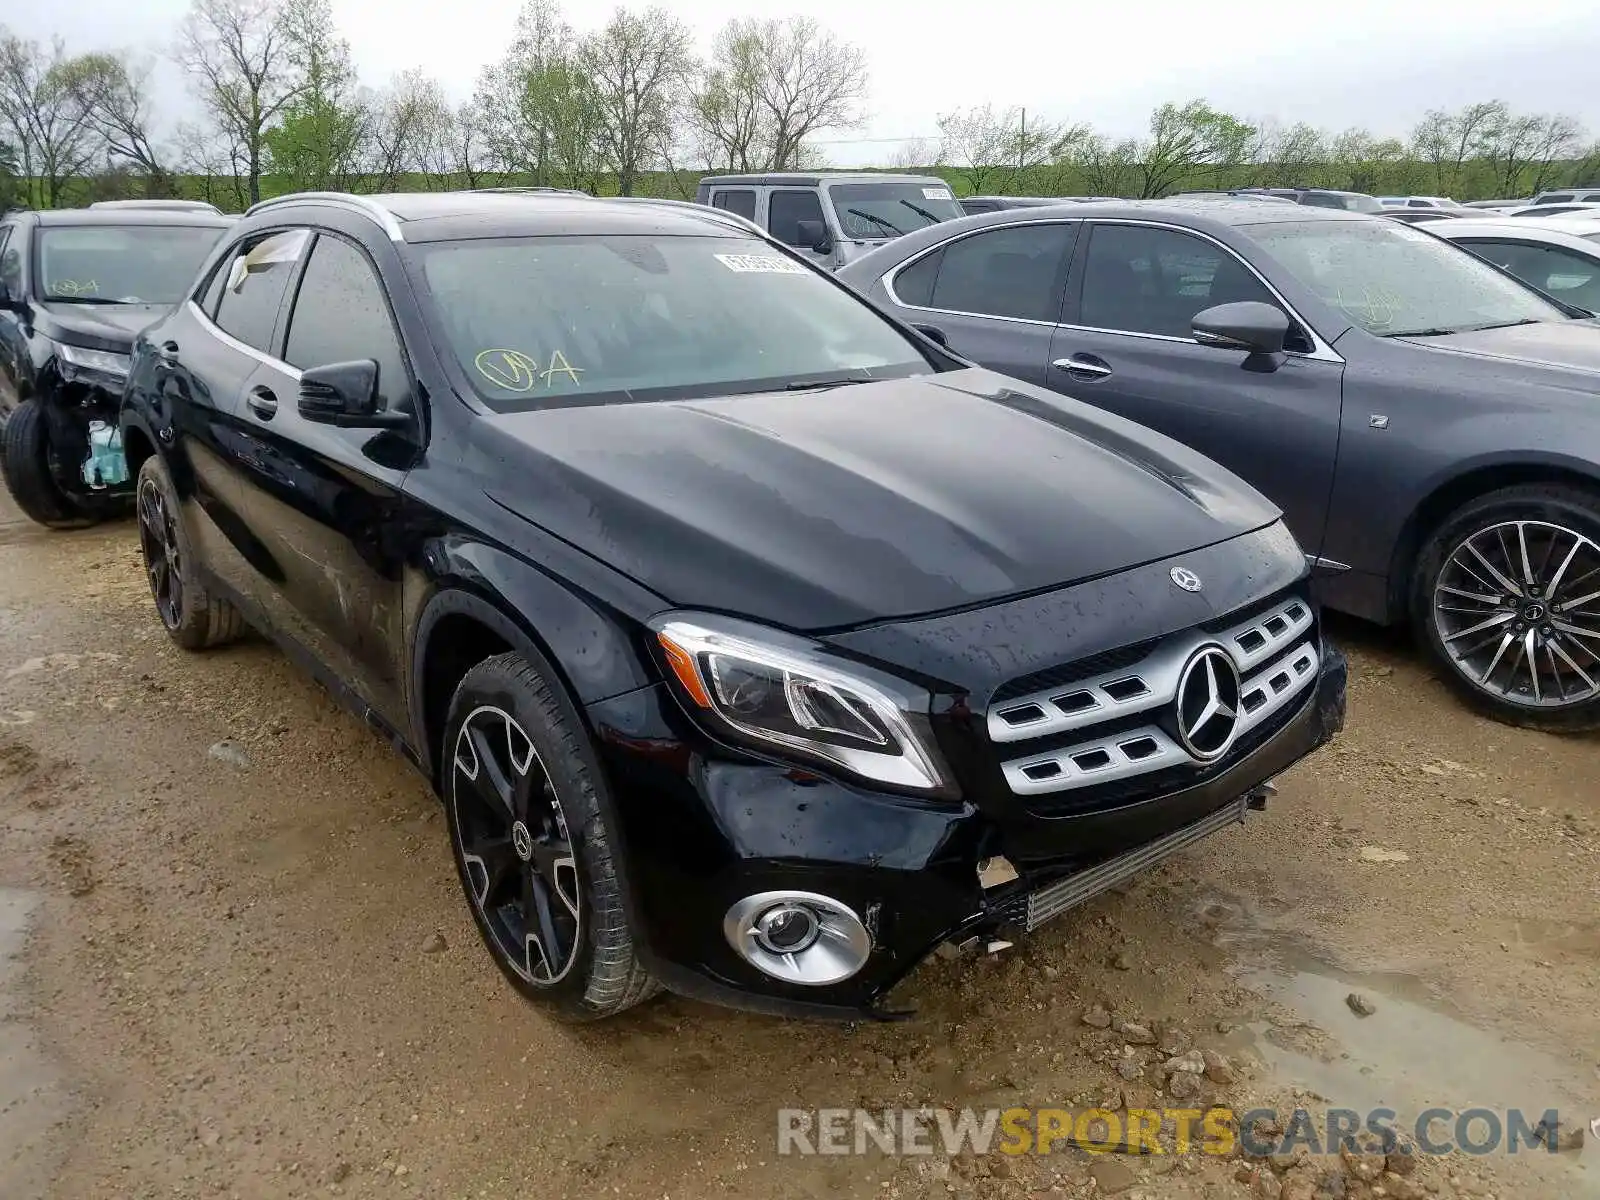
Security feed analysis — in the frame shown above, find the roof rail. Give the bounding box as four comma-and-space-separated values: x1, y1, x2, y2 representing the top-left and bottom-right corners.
243, 191, 404, 241
612, 196, 769, 239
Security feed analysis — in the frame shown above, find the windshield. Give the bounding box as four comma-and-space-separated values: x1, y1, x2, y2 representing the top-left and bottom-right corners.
37, 225, 224, 304
419, 235, 932, 407
827, 182, 962, 240
1249, 219, 1568, 336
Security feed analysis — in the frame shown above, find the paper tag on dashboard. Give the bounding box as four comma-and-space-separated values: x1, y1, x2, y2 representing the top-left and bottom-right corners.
922, 187, 952, 200
715, 253, 809, 274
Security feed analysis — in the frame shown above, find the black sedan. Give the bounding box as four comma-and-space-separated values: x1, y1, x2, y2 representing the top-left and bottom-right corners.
840, 198, 1600, 730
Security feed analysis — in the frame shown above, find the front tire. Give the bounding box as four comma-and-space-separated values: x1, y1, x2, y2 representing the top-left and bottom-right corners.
443, 651, 657, 1020
1412, 483, 1600, 731
135, 455, 245, 650
0, 399, 94, 529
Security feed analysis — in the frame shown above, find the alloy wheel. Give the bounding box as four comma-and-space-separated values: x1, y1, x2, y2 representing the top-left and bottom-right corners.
137, 478, 184, 629
1432, 519, 1600, 708
451, 705, 581, 984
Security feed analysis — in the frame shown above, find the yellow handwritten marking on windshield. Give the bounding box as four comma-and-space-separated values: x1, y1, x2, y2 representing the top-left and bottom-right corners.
52, 279, 99, 296
542, 349, 583, 387
474, 348, 541, 392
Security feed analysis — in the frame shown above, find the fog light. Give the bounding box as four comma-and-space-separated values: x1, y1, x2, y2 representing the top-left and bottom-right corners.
723, 891, 872, 986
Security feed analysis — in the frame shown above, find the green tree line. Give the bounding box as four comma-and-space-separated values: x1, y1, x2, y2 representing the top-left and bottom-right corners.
1, 0, 1595, 213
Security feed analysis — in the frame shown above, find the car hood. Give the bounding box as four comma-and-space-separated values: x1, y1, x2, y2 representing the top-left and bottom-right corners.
1397, 318, 1600, 376
36, 302, 166, 352
483, 368, 1281, 631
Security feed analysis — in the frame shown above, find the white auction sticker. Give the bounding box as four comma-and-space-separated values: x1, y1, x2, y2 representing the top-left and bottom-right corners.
715, 253, 809, 274
922, 187, 952, 200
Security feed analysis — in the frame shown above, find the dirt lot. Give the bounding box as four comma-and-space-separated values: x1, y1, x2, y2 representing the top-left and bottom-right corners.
0, 489, 1596, 1200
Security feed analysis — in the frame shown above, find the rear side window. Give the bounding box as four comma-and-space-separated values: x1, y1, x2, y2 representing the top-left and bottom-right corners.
768, 190, 825, 247
1539, 194, 1574, 204
928, 223, 1075, 322
711, 189, 756, 220
891, 248, 944, 306
284, 234, 409, 406
1462, 239, 1600, 311
211, 230, 310, 353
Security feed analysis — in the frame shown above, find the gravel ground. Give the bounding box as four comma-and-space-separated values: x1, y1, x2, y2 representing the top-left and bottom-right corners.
0, 491, 1596, 1200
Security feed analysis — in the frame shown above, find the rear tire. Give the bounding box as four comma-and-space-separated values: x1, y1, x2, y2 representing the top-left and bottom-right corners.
0, 399, 95, 529
442, 651, 658, 1021
135, 455, 245, 650
1411, 483, 1600, 732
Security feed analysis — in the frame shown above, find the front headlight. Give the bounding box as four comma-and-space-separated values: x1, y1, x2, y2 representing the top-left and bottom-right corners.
652, 614, 952, 795
56, 342, 132, 385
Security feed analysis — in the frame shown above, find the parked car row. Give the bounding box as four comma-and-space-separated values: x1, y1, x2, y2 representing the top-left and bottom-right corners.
4, 179, 1599, 1026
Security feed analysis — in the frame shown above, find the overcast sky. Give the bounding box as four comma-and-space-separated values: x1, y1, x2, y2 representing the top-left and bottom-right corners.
10, 0, 1600, 165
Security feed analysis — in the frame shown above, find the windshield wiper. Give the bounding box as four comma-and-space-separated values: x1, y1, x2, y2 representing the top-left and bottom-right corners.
784, 377, 872, 391
845, 207, 904, 237
898, 198, 942, 224
47, 296, 129, 305
1383, 317, 1544, 338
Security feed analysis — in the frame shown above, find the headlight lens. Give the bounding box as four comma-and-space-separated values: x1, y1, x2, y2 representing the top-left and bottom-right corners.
56, 342, 131, 384
652, 615, 951, 794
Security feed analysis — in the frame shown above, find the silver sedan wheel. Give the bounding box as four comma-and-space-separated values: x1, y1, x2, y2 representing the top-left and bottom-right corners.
1432, 519, 1600, 708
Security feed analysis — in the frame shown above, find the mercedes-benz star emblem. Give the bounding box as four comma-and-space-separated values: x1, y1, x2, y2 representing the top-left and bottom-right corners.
1170, 566, 1203, 593
1174, 646, 1242, 761
511, 821, 534, 862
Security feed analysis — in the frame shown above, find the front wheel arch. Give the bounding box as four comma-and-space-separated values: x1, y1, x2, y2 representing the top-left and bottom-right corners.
1387, 460, 1600, 624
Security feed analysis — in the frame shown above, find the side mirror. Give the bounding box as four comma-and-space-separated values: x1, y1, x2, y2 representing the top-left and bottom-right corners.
795, 219, 833, 255
298, 360, 410, 429
1192, 301, 1290, 356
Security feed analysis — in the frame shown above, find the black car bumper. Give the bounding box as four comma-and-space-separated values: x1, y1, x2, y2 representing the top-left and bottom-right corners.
586, 641, 1347, 1020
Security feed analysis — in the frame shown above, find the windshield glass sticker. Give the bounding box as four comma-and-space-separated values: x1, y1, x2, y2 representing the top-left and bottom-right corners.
922, 187, 953, 201
715, 253, 808, 275
474, 348, 584, 391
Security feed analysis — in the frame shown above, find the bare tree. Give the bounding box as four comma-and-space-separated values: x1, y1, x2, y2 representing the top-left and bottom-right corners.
448, 100, 490, 188
0, 30, 102, 207
937, 104, 1061, 194
175, 0, 299, 205
1520, 114, 1585, 196
1411, 101, 1503, 196
750, 17, 867, 170
370, 70, 454, 191
174, 118, 244, 208
61, 51, 172, 195
886, 137, 938, 170
581, 6, 694, 196
687, 22, 768, 172
1136, 100, 1254, 197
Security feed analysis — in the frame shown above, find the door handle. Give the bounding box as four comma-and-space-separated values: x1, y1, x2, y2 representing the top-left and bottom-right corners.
246, 385, 279, 420
1052, 355, 1113, 379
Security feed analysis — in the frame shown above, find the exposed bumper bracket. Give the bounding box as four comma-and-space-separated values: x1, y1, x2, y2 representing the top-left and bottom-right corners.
1021, 796, 1251, 931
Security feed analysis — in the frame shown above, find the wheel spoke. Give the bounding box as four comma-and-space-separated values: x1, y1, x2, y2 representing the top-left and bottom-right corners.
463, 836, 519, 908
1478, 632, 1515, 683
1545, 539, 1582, 599
1549, 638, 1598, 691
1466, 541, 1523, 598
1438, 584, 1503, 606
1523, 629, 1542, 702
1515, 522, 1536, 589
1443, 611, 1514, 643
466, 723, 516, 817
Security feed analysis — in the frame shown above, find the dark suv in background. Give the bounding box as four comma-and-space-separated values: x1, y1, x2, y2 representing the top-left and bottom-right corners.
120, 189, 1344, 1022
0, 205, 232, 526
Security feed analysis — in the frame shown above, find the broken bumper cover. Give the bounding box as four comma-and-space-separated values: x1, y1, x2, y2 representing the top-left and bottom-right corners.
586, 643, 1347, 1020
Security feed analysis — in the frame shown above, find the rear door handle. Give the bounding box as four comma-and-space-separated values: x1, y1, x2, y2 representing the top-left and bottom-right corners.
1052, 355, 1113, 379
246, 385, 278, 420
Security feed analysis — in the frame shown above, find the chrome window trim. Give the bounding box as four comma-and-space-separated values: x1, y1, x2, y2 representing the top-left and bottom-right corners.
244, 192, 404, 242
186, 299, 303, 380
883, 217, 1081, 328
884, 215, 1344, 364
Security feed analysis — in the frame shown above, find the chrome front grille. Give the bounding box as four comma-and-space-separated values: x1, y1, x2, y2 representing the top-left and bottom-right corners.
992, 597, 1318, 798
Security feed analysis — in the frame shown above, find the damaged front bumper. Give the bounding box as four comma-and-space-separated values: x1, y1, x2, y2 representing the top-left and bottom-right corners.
586, 642, 1348, 1021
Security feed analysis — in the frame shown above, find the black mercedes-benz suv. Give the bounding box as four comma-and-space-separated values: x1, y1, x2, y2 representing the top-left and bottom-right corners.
0, 205, 233, 526
120, 190, 1346, 1021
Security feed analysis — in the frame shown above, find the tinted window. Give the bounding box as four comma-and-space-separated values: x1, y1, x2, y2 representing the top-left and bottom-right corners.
768, 191, 825, 246
929, 224, 1074, 322
961, 199, 998, 215
891, 248, 944, 306
420, 234, 928, 408
1539, 195, 1574, 204
830, 182, 961, 238
0, 229, 18, 296
712, 189, 756, 220
284, 235, 409, 406
1463, 239, 1600, 311
212, 230, 309, 353
1080, 224, 1276, 339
